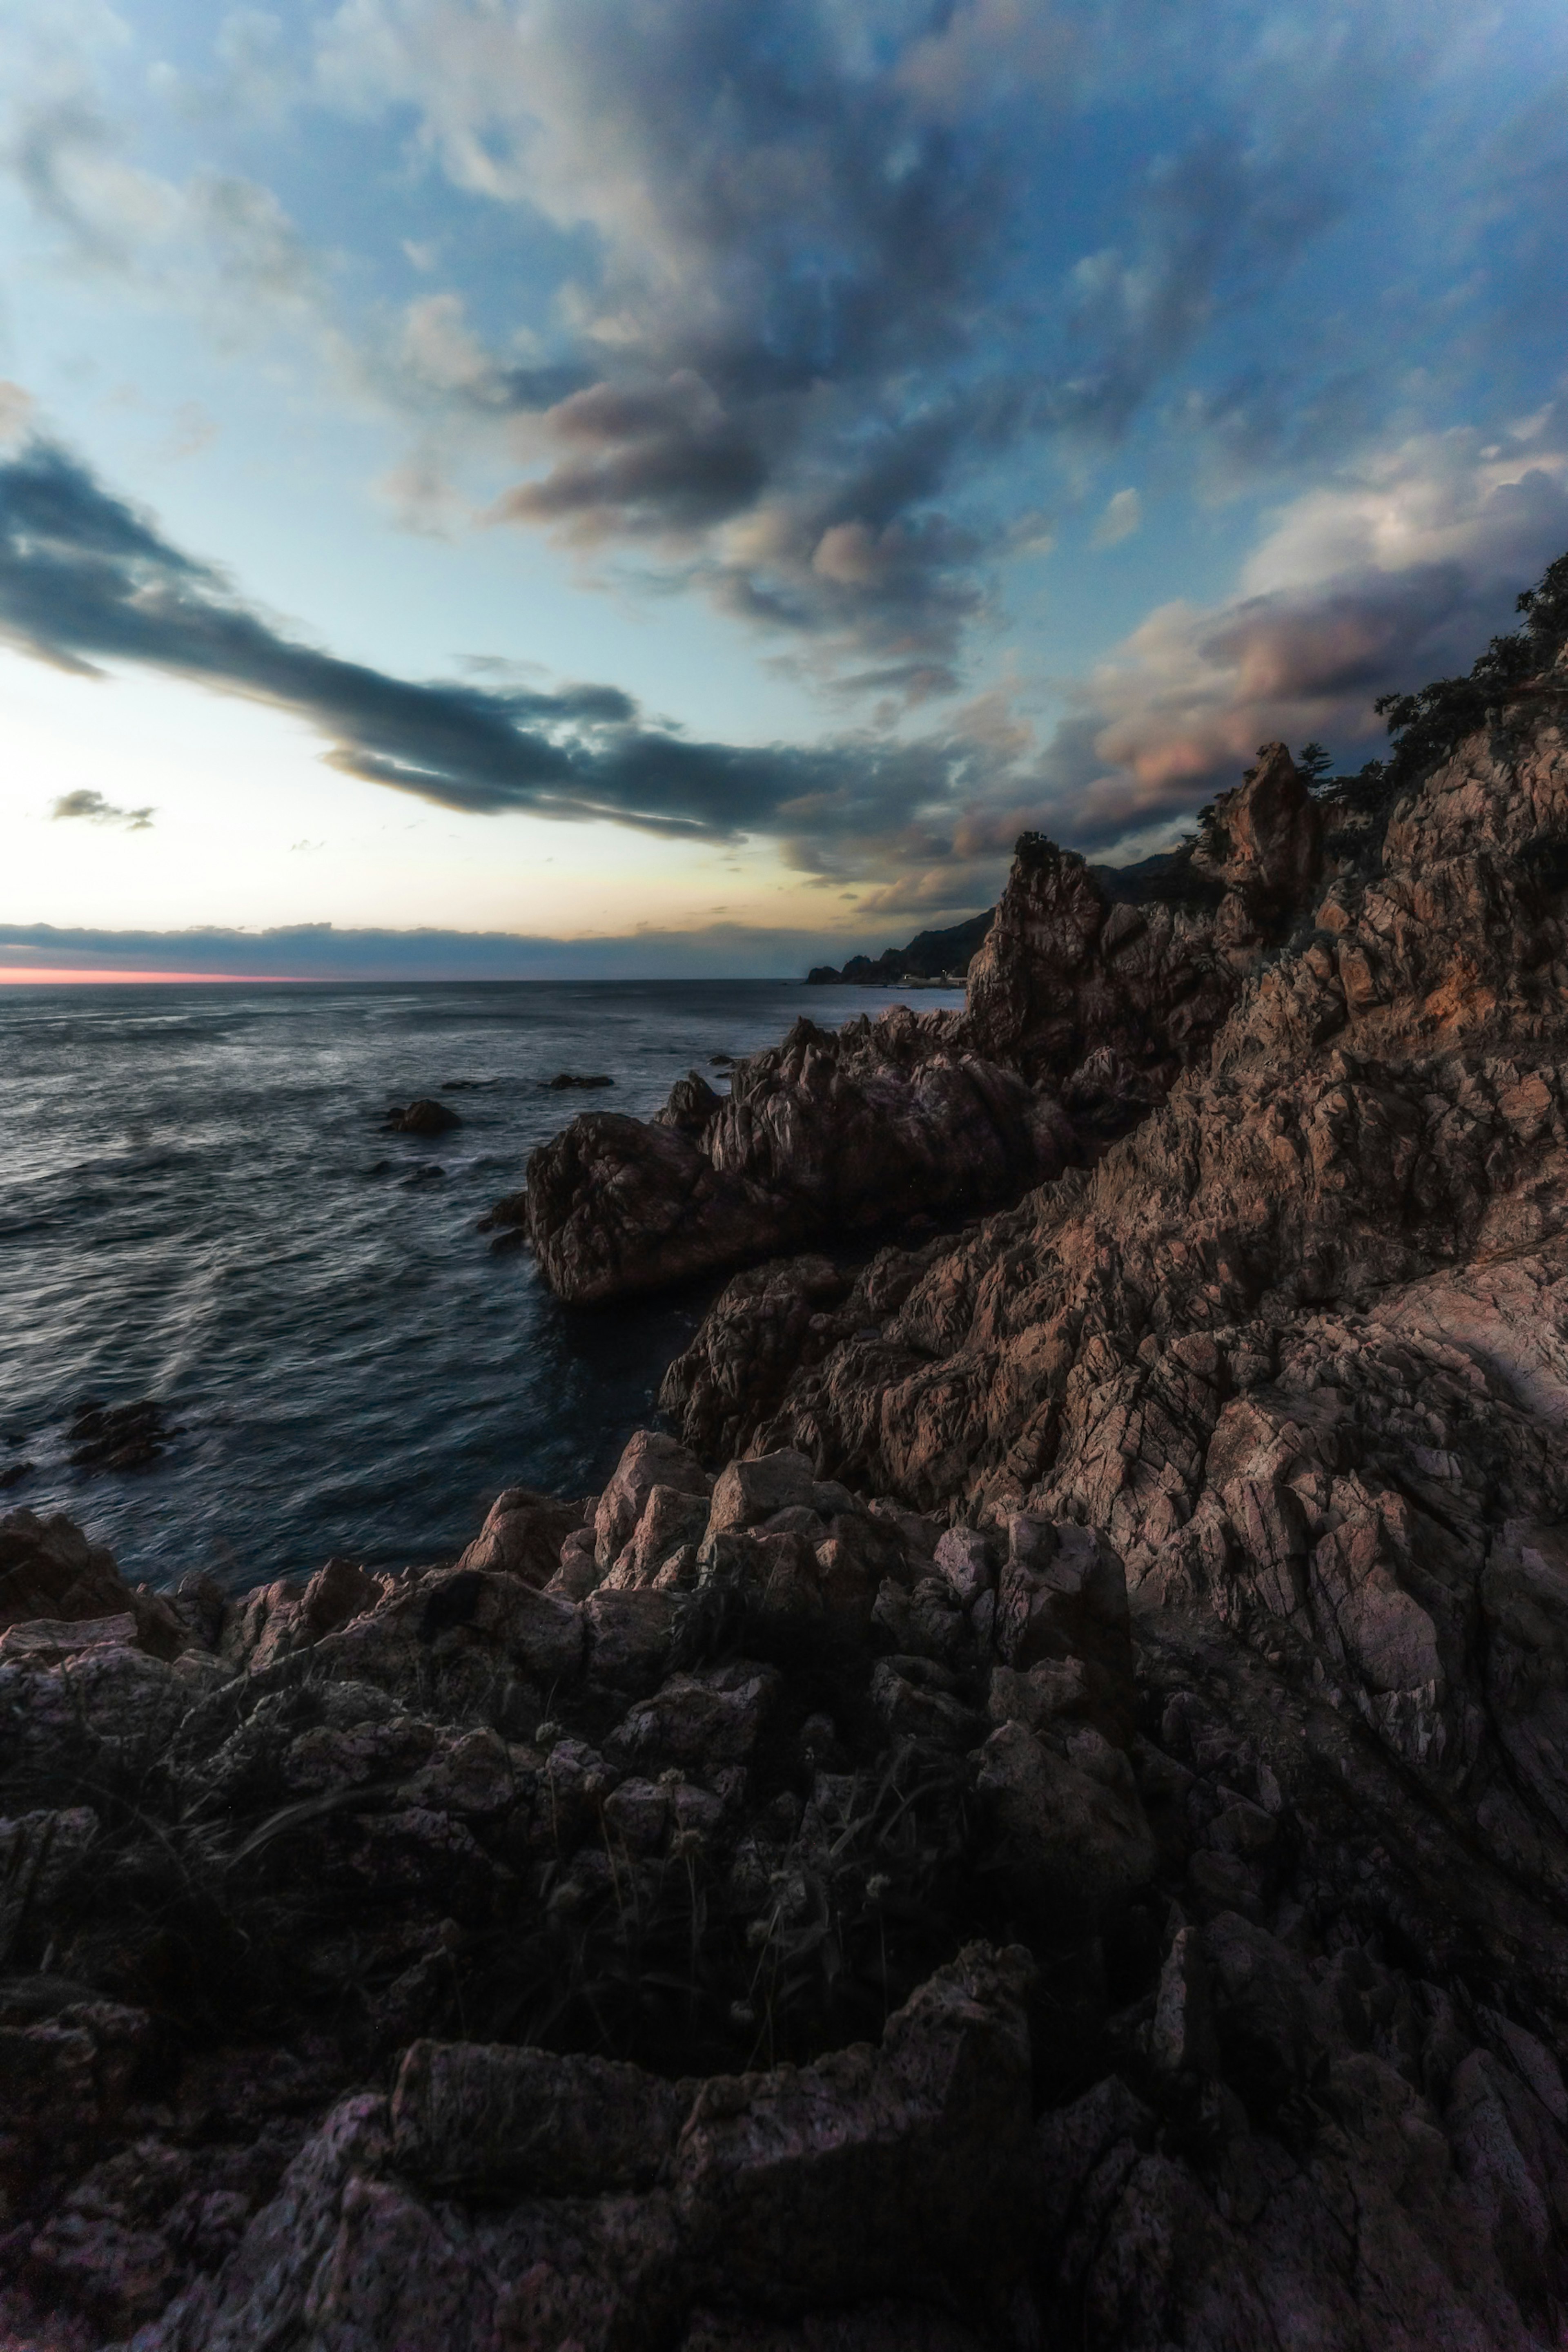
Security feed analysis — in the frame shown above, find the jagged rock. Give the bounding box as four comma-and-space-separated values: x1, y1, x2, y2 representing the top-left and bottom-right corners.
671, 1943, 1038, 2307
601, 1483, 712, 1590
627, 755, 1327, 1328
8, 632, 1568, 2342
0, 1510, 185, 1660
0, 1997, 152, 2206
657, 1071, 726, 1130
219, 1555, 384, 1672
1192, 739, 1325, 905
522, 1012, 1074, 1303
584, 1586, 679, 1690
610, 1661, 781, 1769
390, 2038, 693, 2193
657, 1255, 856, 1461
976, 1718, 1154, 1917
0, 1611, 140, 1667
932, 1525, 994, 1607
122, 1946, 1036, 2350
708, 1449, 818, 1536
595, 1429, 711, 1571
66, 1396, 177, 1473
456, 1487, 590, 1586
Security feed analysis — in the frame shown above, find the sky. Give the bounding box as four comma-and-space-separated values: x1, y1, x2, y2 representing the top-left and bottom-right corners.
1, 0, 1566, 978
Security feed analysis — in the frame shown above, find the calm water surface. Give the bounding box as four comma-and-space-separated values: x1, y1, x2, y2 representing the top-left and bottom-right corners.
0, 979, 960, 1593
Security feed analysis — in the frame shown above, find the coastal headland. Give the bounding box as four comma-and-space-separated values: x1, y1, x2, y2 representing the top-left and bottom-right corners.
4, 573, 1568, 2347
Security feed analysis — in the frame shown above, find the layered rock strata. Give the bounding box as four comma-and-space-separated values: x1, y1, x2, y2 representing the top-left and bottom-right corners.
520, 745, 1327, 1303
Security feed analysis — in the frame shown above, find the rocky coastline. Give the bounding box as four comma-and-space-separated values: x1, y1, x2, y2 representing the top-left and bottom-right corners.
4, 573, 1568, 2347
519, 738, 1338, 1305
805, 909, 996, 988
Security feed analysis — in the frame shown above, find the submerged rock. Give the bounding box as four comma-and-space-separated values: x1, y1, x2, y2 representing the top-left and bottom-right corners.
66, 1396, 176, 1473
383, 1097, 462, 1135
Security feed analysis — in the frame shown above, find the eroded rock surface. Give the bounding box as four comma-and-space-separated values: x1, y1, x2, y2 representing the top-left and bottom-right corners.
525, 1009, 1075, 1303
520, 747, 1326, 1303
5, 633, 1568, 2344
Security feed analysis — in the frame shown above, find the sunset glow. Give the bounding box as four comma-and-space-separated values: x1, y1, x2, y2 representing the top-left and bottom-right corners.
0, 968, 284, 985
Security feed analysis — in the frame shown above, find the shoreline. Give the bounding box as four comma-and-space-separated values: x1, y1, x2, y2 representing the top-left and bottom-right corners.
5, 685, 1568, 2343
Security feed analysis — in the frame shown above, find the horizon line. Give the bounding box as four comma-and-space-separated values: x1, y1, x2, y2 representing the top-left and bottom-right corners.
0, 966, 874, 986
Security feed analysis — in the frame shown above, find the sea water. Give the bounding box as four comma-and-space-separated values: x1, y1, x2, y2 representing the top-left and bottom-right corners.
0, 979, 959, 1592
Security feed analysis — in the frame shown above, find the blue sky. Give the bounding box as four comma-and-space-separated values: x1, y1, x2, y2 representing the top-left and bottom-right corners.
2, 0, 1566, 976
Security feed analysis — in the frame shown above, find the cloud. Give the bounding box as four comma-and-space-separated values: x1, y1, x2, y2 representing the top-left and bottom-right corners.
308, 0, 1426, 682
0, 917, 937, 982
9, 0, 1559, 711
51, 787, 155, 829
0, 428, 996, 856
1092, 488, 1142, 548
8, 403, 1564, 905
2, 42, 333, 347
1020, 409, 1568, 846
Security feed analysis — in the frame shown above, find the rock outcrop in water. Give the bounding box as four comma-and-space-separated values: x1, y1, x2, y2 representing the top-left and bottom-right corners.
383, 1099, 461, 1137
5, 576, 1568, 2348
518, 745, 1327, 1302
524, 1009, 1076, 1303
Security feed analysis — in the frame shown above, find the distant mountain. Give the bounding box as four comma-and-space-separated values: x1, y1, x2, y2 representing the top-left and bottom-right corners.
804, 853, 1218, 987
805, 907, 995, 985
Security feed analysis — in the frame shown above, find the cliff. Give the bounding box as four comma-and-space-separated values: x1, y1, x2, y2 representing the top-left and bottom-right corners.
522, 742, 1328, 1303
4, 576, 1568, 2348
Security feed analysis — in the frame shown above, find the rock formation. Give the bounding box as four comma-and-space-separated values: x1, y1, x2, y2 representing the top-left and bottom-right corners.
5, 584, 1568, 2346
383, 1099, 461, 1137
518, 745, 1327, 1303
524, 1008, 1076, 1303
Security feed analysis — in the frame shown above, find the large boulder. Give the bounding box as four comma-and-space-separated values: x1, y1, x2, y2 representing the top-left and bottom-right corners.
1, 1510, 136, 1631
707, 1450, 817, 1537
0, 1509, 185, 1659
976, 1719, 1155, 1919
126, 1945, 1037, 2347
457, 1487, 590, 1587
595, 1431, 711, 1571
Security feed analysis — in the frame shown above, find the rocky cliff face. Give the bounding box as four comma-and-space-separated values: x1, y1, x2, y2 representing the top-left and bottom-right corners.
523, 745, 1327, 1303
525, 1005, 1075, 1304
4, 668, 1568, 2345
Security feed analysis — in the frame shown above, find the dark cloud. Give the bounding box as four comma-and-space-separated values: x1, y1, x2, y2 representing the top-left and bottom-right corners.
0, 434, 976, 849
16, 0, 1548, 704
51, 787, 154, 830
494, 373, 769, 535
10, 414, 1564, 908
324, 0, 1452, 682
0, 918, 927, 983
317, 4, 1059, 668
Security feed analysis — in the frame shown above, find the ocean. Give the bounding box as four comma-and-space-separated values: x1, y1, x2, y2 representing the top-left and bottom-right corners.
0, 978, 960, 1594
